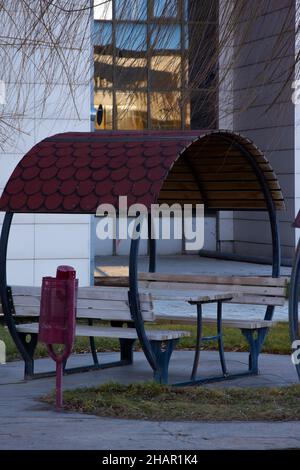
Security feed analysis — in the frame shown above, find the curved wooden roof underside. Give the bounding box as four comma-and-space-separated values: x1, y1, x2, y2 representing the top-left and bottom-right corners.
0, 130, 285, 214
160, 131, 285, 210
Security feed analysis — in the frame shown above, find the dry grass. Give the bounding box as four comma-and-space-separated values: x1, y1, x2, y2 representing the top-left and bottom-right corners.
43, 382, 300, 422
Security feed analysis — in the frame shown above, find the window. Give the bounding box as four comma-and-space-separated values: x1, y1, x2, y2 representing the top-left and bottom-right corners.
94, 90, 113, 129
116, 24, 147, 52
116, 92, 147, 129
115, 0, 147, 20
151, 92, 181, 129
150, 24, 181, 50
93, 0, 218, 130
94, 53, 113, 88
115, 21, 147, 90
93, 22, 112, 46
152, 0, 179, 19
116, 57, 147, 89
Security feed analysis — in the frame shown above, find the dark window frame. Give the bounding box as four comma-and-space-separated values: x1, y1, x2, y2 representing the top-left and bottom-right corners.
93, 0, 219, 131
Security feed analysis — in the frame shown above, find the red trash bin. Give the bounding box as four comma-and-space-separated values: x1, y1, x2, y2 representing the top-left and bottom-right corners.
38, 266, 78, 409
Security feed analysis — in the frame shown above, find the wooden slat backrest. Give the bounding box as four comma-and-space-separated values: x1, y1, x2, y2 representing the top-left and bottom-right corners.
95, 273, 288, 306
10, 285, 154, 322
137, 273, 288, 306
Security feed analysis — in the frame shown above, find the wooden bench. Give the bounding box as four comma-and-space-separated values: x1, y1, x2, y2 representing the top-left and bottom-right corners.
96, 273, 289, 376
142, 272, 288, 376
7, 285, 190, 383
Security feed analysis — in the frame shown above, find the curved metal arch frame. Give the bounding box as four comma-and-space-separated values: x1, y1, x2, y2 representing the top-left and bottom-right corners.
132, 135, 281, 372
219, 135, 280, 323
129, 220, 157, 372
289, 238, 300, 379
219, 135, 280, 277
0, 212, 38, 377
148, 213, 156, 273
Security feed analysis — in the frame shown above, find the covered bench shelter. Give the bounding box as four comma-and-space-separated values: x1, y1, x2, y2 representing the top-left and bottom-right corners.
0, 130, 285, 382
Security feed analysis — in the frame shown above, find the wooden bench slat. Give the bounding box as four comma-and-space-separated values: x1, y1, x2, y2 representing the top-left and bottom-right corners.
12, 285, 153, 303
146, 290, 234, 302
229, 295, 285, 306
13, 298, 152, 311
14, 306, 40, 317
15, 323, 190, 341
13, 296, 134, 311
138, 273, 289, 287
214, 319, 277, 329
12, 286, 41, 296
156, 315, 277, 330
96, 274, 288, 287
140, 281, 285, 297
13, 296, 41, 307
12, 298, 151, 311
14, 306, 153, 321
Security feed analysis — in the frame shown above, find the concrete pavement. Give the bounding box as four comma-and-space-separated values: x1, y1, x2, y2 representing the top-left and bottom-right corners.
0, 350, 299, 450
0, 256, 297, 450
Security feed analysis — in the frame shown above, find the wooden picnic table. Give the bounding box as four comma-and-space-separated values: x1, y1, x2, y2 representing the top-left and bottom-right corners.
144, 289, 234, 383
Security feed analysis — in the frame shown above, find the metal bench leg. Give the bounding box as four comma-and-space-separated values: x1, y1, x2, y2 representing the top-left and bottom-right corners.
191, 301, 227, 381
88, 319, 99, 366
89, 337, 99, 365
119, 338, 136, 364
18, 332, 38, 379
62, 358, 68, 373
150, 339, 178, 384
217, 301, 228, 376
241, 327, 268, 374
191, 303, 202, 380
115, 321, 136, 364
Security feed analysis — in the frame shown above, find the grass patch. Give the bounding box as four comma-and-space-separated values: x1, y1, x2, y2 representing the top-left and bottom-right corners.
43, 382, 300, 421
0, 320, 292, 362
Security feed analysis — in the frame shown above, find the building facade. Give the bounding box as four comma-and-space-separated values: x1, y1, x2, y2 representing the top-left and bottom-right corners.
0, 1, 92, 286
0, 0, 298, 286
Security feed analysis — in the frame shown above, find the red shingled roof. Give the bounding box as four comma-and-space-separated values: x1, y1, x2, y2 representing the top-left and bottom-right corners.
0, 131, 196, 213
0, 130, 285, 214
